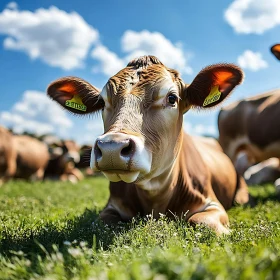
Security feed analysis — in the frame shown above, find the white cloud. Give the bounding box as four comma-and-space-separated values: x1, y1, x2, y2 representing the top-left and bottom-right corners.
91, 30, 192, 77
91, 45, 125, 76
85, 118, 103, 133
0, 5, 98, 69
237, 50, 268, 71
6, 2, 18, 10
193, 124, 217, 136
0, 90, 72, 136
225, 0, 280, 34
122, 30, 193, 74
74, 117, 104, 145
183, 121, 193, 134
183, 121, 217, 137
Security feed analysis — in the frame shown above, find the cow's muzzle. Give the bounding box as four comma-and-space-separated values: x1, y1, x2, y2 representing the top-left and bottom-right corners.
90, 133, 151, 183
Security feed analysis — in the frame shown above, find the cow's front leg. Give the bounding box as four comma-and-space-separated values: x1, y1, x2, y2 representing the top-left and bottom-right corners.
188, 202, 230, 235
99, 204, 126, 224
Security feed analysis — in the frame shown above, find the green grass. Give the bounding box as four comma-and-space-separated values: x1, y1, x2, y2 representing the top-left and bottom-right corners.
0, 177, 280, 280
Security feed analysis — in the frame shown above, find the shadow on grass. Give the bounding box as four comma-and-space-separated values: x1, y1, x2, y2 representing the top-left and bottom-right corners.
1, 184, 279, 259
247, 184, 280, 208
0, 208, 128, 258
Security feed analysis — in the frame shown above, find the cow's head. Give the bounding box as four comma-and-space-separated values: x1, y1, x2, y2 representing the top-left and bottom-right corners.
44, 136, 81, 166
48, 56, 243, 187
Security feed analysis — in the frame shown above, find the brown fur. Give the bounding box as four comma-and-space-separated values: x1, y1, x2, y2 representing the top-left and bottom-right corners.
0, 127, 16, 184
218, 89, 280, 171
13, 135, 50, 180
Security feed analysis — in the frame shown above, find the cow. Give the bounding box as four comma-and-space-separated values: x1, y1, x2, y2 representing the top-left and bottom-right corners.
0, 126, 16, 185
218, 89, 280, 176
13, 135, 50, 180
43, 138, 84, 183
271, 44, 280, 61
47, 55, 249, 234
76, 144, 95, 176
244, 158, 280, 186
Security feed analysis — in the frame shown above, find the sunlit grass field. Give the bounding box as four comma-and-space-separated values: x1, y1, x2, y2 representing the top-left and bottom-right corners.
0, 176, 280, 279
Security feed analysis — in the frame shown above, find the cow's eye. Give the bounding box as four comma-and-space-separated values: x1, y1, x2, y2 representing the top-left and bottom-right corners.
167, 94, 178, 105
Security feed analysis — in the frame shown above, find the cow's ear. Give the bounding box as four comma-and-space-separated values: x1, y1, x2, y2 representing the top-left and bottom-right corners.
184, 64, 243, 109
271, 44, 280, 61
47, 77, 104, 114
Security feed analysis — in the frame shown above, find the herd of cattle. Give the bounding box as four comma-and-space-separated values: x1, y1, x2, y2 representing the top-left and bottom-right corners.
0, 47, 279, 233
0, 129, 92, 185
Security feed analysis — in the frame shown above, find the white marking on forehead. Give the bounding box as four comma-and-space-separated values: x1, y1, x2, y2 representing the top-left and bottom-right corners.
158, 77, 177, 98
100, 86, 108, 101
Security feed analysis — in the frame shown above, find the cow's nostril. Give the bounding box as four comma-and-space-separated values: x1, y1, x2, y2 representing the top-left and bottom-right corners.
94, 142, 102, 160
120, 139, 135, 157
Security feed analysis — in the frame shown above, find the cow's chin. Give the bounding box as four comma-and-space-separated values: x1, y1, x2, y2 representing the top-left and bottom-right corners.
102, 171, 140, 183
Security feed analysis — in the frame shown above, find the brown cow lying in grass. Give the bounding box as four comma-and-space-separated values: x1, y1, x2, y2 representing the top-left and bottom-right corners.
13, 135, 50, 180
47, 55, 249, 234
0, 126, 16, 185
218, 90, 280, 176
43, 137, 84, 183
0, 128, 49, 183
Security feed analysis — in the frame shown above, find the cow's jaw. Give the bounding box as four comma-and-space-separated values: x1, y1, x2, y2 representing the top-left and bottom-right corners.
90, 132, 152, 183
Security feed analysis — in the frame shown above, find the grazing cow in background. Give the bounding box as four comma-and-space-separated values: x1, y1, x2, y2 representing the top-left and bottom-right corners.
47, 55, 249, 234
0, 126, 16, 185
13, 135, 50, 180
271, 44, 280, 61
43, 137, 84, 183
218, 89, 280, 176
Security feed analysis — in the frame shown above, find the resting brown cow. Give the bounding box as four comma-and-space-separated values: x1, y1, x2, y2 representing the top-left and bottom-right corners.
47, 55, 248, 234
44, 138, 84, 183
218, 89, 280, 175
13, 135, 50, 180
0, 126, 16, 185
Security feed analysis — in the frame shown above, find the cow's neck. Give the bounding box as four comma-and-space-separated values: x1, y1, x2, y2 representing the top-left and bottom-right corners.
135, 164, 177, 217
133, 131, 207, 217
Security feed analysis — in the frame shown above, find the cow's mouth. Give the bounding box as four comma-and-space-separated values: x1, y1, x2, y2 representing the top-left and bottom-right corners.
102, 170, 140, 183
90, 133, 152, 183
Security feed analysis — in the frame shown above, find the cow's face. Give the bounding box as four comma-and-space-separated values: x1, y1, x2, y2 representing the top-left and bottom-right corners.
94, 64, 186, 185
47, 138, 80, 167
61, 140, 81, 164
48, 56, 243, 187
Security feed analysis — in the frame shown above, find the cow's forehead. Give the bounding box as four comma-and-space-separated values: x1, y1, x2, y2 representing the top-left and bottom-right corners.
102, 64, 180, 101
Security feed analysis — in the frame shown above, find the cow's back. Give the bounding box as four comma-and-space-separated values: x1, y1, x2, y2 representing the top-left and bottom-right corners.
14, 135, 49, 179
247, 91, 280, 149
218, 90, 280, 163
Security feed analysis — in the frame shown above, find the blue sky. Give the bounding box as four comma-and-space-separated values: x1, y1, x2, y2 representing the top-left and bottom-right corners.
0, 0, 279, 144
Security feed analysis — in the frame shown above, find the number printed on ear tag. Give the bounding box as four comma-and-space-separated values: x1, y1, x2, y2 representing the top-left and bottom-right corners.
203, 85, 221, 107
65, 95, 87, 112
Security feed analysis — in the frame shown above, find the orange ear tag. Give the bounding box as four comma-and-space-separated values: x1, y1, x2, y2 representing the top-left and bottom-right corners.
203, 85, 221, 107
65, 95, 87, 112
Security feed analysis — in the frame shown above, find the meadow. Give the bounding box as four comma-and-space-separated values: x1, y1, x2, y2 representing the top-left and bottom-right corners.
0, 176, 279, 280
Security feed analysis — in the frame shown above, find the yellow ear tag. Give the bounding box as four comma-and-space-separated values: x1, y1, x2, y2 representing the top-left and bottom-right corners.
203, 85, 221, 107
65, 95, 87, 112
